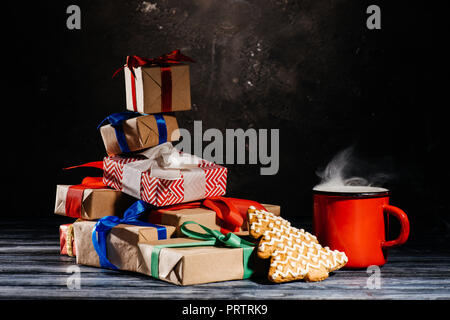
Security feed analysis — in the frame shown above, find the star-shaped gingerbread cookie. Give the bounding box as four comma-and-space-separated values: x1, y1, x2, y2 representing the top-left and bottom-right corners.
248, 206, 348, 282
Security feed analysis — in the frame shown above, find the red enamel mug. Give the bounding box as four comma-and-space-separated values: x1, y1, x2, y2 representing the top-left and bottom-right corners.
312, 186, 410, 268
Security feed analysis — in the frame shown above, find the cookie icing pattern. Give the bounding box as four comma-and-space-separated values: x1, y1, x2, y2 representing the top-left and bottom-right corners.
248, 206, 348, 282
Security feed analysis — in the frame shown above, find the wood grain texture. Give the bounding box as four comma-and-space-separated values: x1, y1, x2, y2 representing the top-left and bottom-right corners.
1, 218, 449, 300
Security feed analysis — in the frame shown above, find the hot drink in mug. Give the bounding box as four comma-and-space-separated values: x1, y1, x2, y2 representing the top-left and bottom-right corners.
312, 185, 410, 268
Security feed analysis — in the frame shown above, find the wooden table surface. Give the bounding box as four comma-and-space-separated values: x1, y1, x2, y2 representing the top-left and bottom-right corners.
1, 217, 449, 300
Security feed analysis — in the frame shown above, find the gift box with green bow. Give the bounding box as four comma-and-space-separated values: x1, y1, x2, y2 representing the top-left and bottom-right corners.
137, 221, 269, 285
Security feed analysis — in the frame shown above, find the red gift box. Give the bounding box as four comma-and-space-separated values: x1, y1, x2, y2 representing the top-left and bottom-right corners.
102, 145, 227, 207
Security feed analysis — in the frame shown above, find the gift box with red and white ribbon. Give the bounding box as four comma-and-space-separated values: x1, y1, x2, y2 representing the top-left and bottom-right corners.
103, 142, 227, 207
114, 50, 194, 114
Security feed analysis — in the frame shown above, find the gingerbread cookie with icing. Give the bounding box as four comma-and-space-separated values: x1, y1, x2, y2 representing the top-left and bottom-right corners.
248, 206, 348, 282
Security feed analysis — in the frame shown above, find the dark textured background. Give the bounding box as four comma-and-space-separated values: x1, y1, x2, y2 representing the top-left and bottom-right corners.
2, 1, 448, 240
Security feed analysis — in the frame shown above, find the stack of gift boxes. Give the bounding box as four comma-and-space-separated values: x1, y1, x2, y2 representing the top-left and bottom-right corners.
55, 51, 281, 285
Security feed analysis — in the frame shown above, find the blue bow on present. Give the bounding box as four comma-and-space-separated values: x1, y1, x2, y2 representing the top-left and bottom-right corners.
91, 200, 167, 269
97, 111, 168, 153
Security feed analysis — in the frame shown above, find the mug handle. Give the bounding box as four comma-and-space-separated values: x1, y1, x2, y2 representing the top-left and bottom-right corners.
381, 205, 410, 248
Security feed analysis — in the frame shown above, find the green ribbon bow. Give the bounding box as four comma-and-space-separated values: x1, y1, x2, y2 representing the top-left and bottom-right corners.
150, 221, 256, 279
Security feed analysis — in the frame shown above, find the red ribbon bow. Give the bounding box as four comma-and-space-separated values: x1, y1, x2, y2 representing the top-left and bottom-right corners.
112, 50, 195, 78
151, 197, 267, 234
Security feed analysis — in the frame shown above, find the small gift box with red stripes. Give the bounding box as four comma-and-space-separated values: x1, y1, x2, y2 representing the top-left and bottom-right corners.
116, 50, 194, 114
103, 142, 227, 207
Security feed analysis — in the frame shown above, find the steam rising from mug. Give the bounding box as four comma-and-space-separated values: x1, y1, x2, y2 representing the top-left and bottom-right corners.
313, 146, 393, 192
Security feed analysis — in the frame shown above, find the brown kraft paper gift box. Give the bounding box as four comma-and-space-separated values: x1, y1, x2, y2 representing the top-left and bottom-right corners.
137, 237, 269, 286
54, 185, 136, 220
148, 203, 281, 236
99, 114, 180, 156
125, 64, 191, 114
73, 221, 176, 272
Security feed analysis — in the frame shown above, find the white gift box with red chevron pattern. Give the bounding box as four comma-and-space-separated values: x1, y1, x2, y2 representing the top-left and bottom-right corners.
103, 154, 227, 207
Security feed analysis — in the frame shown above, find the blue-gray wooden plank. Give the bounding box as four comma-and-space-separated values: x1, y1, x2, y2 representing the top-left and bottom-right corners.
0, 218, 449, 300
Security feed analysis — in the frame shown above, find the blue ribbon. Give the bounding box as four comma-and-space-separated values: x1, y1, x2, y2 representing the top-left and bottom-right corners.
91, 200, 167, 269
97, 111, 141, 153
98, 112, 168, 153
154, 114, 168, 145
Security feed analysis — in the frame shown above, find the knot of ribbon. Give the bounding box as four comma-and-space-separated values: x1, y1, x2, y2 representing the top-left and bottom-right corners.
97, 111, 141, 129
113, 50, 195, 78
180, 221, 255, 248
121, 142, 206, 201
92, 200, 167, 269
98, 111, 168, 153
